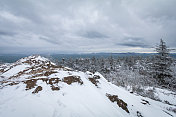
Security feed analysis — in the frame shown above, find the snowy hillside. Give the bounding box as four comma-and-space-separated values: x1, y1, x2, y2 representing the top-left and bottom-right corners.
0, 55, 175, 117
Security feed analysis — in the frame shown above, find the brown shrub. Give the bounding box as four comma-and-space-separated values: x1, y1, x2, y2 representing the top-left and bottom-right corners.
63, 76, 83, 85
23, 78, 61, 92
24, 79, 37, 90
106, 93, 129, 113
48, 78, 60, 84
44, 71, 57, 76
88, 75, 100, 87
0, 69, 4, 73
88, 78, 99, 86
8, 82, 20, 86
32, 86, 42, 94
51, 86, 60, 91
40, 78, 60, 91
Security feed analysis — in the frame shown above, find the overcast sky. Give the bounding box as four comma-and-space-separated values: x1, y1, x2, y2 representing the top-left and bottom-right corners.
0, 0, 176, 54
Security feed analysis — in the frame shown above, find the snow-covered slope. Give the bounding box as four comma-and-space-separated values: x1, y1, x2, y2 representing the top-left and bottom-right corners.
0, 55, 175, 117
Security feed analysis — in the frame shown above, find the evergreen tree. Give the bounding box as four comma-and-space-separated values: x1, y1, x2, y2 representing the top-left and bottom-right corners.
153, 39, 172, 85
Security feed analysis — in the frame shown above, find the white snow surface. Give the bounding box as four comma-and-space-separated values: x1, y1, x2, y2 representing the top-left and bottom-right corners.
1, 64, 30, 77
0, 55, 175, 117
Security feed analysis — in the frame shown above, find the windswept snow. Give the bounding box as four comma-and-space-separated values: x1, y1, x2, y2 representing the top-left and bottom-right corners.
1, 64, 30, 78
0, 55, 175, 117
154, 88, 176, 106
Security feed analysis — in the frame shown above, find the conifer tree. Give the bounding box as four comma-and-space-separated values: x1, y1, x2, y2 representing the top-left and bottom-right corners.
153, 39, 172, 85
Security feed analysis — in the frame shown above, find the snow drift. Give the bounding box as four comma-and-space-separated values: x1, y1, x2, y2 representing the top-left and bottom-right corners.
0, 55, 175, 117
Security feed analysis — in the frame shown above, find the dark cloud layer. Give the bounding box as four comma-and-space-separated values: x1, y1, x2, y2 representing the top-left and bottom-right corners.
118, 43, 149, 48
0, 0, 176, 54
117, 36, 150, 48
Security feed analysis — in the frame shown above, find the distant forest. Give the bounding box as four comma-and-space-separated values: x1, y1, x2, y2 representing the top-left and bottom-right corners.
53, 39, 176, 100
0, 40, 176, 99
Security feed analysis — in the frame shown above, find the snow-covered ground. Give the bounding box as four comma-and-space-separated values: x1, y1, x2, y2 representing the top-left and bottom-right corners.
154, 88, 176, 106
0, 55, 175, 117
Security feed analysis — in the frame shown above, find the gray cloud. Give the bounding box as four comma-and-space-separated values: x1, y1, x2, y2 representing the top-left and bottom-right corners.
117, 37, 150, 48
0, 30, 16, 36
0, 0, 176, 54
81, 31, 108, 39
39, 36, 60, 45
118, 43, 149, 48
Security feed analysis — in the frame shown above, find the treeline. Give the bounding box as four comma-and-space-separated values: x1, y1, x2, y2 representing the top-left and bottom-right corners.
54, 39, 176, 94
